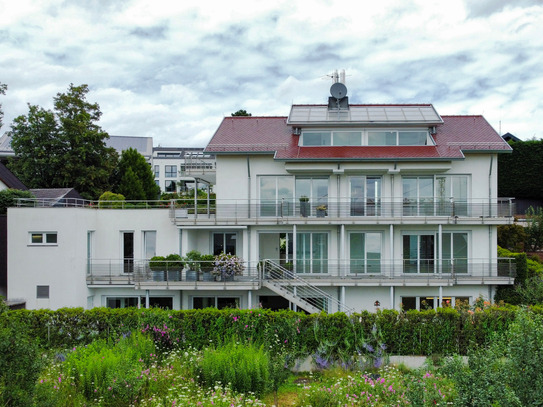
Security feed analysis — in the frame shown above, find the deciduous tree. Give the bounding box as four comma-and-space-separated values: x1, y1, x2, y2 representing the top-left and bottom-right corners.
9, 84, 118, 199
0, 82, 6, 129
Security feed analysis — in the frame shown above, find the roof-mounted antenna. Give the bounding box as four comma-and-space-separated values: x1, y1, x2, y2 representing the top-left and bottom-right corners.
328, 69, 349, 111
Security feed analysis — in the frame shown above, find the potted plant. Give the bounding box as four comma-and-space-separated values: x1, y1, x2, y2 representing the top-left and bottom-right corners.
165, 253, 183, 281
184, 250, 201, 281
149, 255, 166, 281
316, 204, 327, 217
200, 254, 216, 281
299, 195, 309, 217
213, 252, 245, 281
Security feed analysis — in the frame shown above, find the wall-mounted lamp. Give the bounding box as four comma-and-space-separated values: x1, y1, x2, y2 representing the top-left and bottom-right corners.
374, 300, 380, 307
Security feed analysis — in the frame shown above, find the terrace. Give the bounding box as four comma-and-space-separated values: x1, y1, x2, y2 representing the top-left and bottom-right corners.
16, 197, 515, 225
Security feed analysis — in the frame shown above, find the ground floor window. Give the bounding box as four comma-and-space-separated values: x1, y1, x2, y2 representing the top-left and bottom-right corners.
401, 295, 471, 311
106, 296, 173, 309
192, 296, 240, 309
259, 295, 290, 311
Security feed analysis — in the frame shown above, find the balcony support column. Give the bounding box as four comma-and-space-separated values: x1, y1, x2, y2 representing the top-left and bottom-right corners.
389, 224, 394, 278
292, 224, 297, 272
145, 290, 150, 309
438, 224, 442, 276
438, 286, 443, 309
248, 290, 252, 310
340, 224, 345, 277
390, 286, 394, 310
341, 286, 346, 313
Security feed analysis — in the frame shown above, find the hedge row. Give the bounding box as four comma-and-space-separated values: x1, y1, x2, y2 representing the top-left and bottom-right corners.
3, 306, 541, 356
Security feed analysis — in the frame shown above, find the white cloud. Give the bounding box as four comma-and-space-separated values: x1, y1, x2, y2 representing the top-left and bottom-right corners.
1, 0, 543, 142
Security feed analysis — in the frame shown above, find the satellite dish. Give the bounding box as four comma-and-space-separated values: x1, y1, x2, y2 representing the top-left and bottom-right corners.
330, 82, 347, 99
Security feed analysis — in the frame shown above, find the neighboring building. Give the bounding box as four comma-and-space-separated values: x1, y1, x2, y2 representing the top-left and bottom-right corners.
502, 132, 521, 143
6, 83, 516, 312
29, 188, 84, 206
152, 147, 216, 193
106, 135, 153, 162
0, 162, 27, 191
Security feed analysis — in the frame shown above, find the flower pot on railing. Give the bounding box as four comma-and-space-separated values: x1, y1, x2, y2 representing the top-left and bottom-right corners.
299, 196, 309, 217
316, 205, 327, 217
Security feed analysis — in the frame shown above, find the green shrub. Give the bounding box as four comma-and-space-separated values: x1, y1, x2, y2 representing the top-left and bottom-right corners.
0, 325, 44, 406
507, 309, 543, 405
0, 188, 34, 214
197, 340, 270, 396
98, 191, 125, 208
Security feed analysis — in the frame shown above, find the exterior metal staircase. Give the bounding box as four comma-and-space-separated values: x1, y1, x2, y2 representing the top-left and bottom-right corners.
261, 259, 355, 315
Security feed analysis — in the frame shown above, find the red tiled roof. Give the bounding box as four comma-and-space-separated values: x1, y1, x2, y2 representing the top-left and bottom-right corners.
205, 110, 511, 161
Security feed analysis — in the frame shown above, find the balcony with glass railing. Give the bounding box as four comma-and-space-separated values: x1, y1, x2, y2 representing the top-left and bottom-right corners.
86, 257, 516, 286
15, 197, 515, 222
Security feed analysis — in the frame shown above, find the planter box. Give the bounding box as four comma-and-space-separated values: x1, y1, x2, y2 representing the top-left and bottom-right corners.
185, 269, 198, 281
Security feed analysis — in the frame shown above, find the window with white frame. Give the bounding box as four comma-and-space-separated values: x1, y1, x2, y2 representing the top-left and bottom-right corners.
192, 296, 240, 309
29, 232, 57, 245
402, 175, 469, 216
350, 176, 382, 216
300, 129, 430, 146
165, 165, 177, 178
349, 232, 382, 274
296, 232, 328, 273
154, 165, 160, 178
259, 175, 294, 216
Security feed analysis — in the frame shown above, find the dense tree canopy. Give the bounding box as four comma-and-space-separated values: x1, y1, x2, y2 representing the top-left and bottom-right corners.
498, 139, 543, 201
114, 148, 159, 200
9, 84, 118, 199
231, 109, 251, 116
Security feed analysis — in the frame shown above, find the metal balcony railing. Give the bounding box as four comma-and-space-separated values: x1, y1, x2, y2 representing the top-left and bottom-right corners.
86, 258, 516, 285
16, 197, 515, 220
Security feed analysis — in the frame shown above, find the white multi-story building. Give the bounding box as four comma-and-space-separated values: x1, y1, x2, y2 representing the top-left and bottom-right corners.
7, 84, 515, 312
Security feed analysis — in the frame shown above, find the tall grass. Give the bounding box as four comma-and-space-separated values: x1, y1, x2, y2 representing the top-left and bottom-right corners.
197, 340, 270, 396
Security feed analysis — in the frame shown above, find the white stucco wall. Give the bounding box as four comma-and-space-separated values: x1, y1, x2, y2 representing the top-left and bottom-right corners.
7, 207, 179, 310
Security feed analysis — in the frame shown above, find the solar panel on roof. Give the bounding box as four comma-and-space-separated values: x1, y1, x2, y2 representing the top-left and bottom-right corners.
287, 105, 443, 124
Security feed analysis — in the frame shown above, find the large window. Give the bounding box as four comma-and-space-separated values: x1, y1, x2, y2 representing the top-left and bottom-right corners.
368, 131, 429, 146
402, 232, 469, 274
301, 130, 429, 146
296, 177, 328, 216
403, 175, 469, 216
350, 176, 381, 216
442, 232, 468, 273
403, 177, 434, 216
143, 231, 157, 259
259, 176, 294, 216
349, 232, 381, 274
154, 165, 159, 178
193, 296, 240, 309
165, 165, 177, 178
122, 231, 134, 273
403, 234, 435, 273
296, 232, 328, 273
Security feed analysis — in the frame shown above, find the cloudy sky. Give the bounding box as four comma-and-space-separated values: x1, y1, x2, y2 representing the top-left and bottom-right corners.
1, 0, 542, 147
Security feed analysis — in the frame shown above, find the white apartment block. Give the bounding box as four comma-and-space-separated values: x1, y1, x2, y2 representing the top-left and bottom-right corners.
7, 84, 515, 312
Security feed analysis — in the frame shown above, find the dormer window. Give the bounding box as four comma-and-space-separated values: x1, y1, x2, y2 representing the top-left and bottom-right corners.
300, 129, 431, 146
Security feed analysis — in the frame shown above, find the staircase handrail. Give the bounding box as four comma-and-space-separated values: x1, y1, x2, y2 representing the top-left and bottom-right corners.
262, 259, 355, 315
